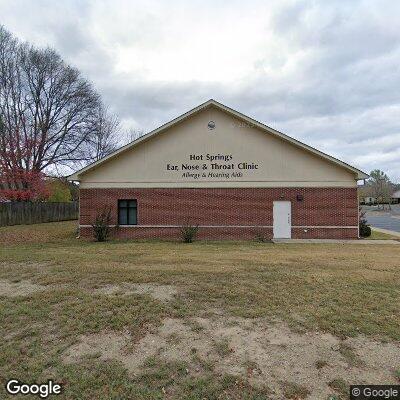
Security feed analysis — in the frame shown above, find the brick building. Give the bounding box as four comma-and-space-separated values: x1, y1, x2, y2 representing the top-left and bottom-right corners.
69, 100, 368, 240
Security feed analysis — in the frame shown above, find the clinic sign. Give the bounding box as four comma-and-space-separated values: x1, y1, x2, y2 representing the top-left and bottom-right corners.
166, 153, 260, 180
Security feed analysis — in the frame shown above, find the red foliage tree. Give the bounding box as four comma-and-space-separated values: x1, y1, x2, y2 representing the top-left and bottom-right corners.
0, 124, 50, 201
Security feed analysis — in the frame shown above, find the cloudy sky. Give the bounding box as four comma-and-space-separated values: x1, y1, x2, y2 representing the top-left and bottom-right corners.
1, 0, 399, 181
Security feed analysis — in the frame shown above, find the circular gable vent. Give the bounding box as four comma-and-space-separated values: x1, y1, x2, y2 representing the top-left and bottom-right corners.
207, 121, 216, 130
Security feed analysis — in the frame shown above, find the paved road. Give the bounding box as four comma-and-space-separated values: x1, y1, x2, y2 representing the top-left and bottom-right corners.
365, 214, 400, 233
363, 204, 400, 233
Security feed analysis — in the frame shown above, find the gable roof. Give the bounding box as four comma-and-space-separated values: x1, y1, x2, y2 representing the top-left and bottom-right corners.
68, 99, 369, 181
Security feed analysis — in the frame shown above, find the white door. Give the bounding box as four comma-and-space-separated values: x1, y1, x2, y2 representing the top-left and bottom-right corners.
273, 201, 291, 238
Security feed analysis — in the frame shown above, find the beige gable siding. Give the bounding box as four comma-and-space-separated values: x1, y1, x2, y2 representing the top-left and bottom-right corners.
80, 106, 357, 188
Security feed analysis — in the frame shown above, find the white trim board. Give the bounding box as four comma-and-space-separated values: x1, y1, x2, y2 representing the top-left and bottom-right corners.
79, 181, 358, 189
79, 225, 358, 229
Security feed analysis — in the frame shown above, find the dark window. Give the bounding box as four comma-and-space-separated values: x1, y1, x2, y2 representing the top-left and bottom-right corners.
118, 200, 137, 225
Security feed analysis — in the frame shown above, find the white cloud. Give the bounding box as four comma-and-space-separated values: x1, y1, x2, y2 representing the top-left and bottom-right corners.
0, 0, 399, 181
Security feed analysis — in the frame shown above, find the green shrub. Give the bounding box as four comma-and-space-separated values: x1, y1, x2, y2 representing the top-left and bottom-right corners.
92, 206, 112, 242
180, 222, 199, 243
359, 211, 371, 238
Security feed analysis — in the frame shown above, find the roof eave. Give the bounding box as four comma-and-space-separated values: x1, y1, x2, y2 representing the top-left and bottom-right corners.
357, 172, 370, 180
68, 173, 80, 181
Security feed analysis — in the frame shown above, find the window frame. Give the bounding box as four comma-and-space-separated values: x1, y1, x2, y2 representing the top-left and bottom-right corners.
118, 199, 138, 226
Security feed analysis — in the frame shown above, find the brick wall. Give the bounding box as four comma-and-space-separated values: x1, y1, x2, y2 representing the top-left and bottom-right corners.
79, 187, 358, 240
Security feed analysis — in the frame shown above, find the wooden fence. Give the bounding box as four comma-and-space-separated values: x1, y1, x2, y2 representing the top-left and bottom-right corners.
0, 201, 78, 227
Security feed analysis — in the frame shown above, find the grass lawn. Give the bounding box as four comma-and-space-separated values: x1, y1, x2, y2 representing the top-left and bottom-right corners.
0, 221, 399, 399
370, 229, 400, 240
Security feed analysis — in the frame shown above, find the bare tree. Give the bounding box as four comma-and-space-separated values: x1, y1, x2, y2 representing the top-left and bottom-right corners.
368, 169, 392, 210
123, 127, 145, 145
87, 104, 121, 161
0, 25, 105, 174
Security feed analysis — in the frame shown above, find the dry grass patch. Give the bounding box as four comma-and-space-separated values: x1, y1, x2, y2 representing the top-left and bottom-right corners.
282, 381, 310, 399
62, 316, 400, 399
94, 282, 178, 301
328, 378, 348, 398
0, 279, 47, 297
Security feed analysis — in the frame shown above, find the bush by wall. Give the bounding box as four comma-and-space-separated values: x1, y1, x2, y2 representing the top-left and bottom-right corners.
359, 211, 371, 238
92, 206, 113, 242
180, 223, 199, 243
